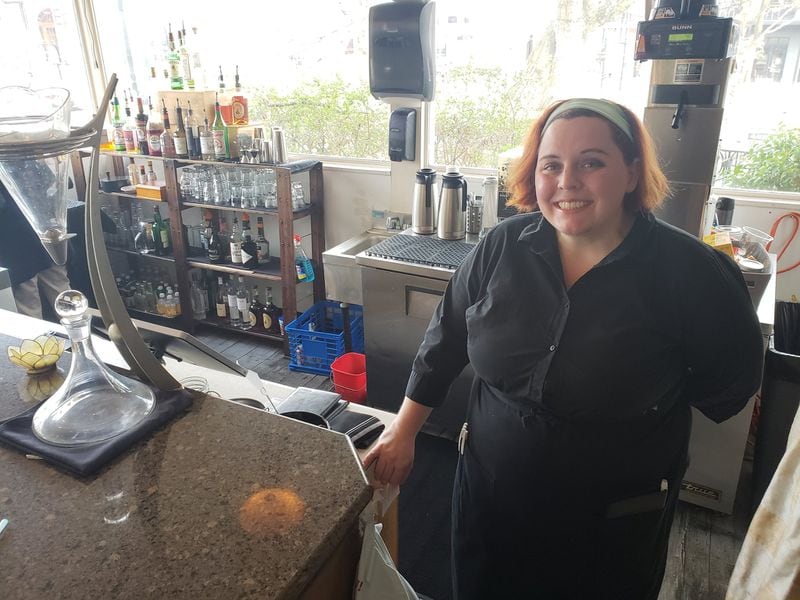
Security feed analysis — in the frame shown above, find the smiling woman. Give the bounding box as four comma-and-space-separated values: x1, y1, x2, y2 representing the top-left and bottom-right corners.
508, 98, 669, 286
364, 96, 765, 599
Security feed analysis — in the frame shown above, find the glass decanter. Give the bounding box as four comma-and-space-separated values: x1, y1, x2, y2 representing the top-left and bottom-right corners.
32, 290, 156, 446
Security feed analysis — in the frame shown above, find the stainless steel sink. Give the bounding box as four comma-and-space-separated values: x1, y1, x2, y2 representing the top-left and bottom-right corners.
322, 230, 395, 305
325, 232, 393, 259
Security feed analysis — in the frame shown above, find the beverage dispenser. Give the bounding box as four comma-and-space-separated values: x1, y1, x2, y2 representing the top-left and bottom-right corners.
635, 0, 735, 236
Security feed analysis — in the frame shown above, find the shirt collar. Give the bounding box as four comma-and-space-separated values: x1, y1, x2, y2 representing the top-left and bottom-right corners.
517, 210, 655, 265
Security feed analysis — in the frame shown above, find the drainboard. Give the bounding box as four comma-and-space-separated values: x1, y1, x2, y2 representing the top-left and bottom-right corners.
365, 235, 475, 270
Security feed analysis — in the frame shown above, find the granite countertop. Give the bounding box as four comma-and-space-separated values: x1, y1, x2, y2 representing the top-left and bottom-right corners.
0, 332, 372, 599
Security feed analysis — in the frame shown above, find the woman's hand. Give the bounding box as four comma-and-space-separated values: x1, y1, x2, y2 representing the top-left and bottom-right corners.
362, 397, 433, 487
362, 422, 417, 486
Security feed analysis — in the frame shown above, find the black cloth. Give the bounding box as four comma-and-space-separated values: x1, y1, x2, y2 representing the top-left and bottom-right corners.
0, 388, 193, 478
406, 211, 764, 599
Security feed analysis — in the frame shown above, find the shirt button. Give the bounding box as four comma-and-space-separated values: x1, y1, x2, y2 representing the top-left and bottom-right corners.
549, 344, 557, 352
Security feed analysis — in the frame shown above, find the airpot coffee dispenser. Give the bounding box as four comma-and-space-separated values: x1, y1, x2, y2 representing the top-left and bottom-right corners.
412, 168, 437, 234
437, 167, 468, 240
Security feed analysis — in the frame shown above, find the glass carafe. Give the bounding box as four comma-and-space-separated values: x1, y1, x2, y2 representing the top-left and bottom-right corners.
32, 290, 156, 446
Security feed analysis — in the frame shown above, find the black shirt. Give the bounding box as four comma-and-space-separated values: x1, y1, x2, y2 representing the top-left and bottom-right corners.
410, 210, 765, 599
407, 210, 763, 427
0, 181, 53, 285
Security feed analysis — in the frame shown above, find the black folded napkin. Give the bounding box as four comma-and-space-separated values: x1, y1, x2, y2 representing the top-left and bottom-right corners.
0, 388, 193, 477
278, 387, 342, 418
329, 410, 385, 449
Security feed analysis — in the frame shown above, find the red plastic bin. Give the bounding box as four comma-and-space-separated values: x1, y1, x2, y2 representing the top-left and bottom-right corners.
331, 352, 367, 404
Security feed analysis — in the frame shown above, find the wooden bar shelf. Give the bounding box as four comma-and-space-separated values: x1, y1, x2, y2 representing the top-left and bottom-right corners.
100, 151, 326, 353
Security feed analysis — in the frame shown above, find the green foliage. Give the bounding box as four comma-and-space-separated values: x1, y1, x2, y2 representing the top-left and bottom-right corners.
243, 0, 637, 167
248, 77, 388, 159
727, 128, 800, 192
434, 63, 544, 168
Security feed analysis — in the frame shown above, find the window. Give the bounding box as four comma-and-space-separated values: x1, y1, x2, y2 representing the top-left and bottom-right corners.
0, 1, 93, 121
430, 1, 650, 169
92, 0, 389, 161
715, 1, 800, 193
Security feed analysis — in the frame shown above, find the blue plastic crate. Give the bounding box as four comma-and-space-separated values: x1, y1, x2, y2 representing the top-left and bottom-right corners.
287, 301, 364, 375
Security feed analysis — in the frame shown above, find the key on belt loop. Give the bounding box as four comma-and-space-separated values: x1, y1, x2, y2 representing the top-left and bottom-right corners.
457, 422, 469, 455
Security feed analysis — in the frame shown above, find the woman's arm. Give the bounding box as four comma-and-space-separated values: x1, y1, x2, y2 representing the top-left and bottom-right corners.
362, 397, 433, 486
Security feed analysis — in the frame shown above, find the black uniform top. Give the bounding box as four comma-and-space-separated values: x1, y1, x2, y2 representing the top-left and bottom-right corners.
407, 210, 762, 424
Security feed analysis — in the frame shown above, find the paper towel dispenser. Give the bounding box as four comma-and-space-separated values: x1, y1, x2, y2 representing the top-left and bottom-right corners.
369, 0, 436, 101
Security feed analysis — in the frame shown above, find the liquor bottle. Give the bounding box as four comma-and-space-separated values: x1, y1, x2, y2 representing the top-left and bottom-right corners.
127, 157, 139, 185
217, 218, 230, 261
188, 26, 206, 90
231, 65, 248, 125
185, 100, 199, 159
135, 222, 157, 254
236, 277, 251, 330
134, 97, 150, 155
178, 29, 194, 90
263, 287, 280, 334
240, 212, 258, 268
248, 286, 265, 331
226, 277, 240, 327
111, 95, 126, 152
215, 276, 228, 321
167, 24, 183, 90
293, 234, 315, 282
218, 65, 226, 93
146, 97, 163, 157
138, 164, 147, 185
256, 217, 270, 264
200, 109, 214, 161
205, 214, 224, 264
146, 160, 158, 185
211, 93, 227, 160
229, 217, 242, 264
173, 99, 189, 158
122, 96, 137, 153
153, 205, 171, 256
160, 99, 176, 158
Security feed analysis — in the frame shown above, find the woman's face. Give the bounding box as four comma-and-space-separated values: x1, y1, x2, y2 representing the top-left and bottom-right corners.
535, 116, 639, 242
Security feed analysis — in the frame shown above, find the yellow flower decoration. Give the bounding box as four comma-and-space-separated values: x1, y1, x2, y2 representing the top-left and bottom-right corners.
7, 334, 65, 374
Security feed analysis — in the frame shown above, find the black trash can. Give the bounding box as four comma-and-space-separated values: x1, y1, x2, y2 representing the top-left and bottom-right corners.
752, 301, 800, 513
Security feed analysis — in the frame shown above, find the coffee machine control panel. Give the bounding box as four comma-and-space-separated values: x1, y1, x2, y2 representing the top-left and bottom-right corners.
635, 17, 734, 61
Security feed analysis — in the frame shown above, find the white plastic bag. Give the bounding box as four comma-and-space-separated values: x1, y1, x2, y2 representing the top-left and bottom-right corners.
355, 517, 418, 600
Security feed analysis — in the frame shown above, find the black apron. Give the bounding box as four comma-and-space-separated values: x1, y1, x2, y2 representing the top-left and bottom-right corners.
450, 387, 690, 600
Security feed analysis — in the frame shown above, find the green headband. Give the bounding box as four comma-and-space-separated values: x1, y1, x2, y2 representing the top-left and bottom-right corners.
542, 98, 634, 143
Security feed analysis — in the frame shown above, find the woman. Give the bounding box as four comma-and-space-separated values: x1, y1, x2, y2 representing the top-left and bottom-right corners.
363, 98, 764, 599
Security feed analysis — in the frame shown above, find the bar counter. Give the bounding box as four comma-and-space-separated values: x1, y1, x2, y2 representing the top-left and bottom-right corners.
0, 310, 373, 599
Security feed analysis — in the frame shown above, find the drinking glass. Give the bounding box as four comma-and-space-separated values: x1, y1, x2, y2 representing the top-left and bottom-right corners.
179, 167, 194, 201
211, 168, 228, 205
238, 133, 253, 164
266, 180, 277, 209
228, 168, 242, 207
291, 181, 305, 210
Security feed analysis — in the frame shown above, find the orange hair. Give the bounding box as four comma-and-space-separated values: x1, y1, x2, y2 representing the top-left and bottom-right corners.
507, 99, 669, 213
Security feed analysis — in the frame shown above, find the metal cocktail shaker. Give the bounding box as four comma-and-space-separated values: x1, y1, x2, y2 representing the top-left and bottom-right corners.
272, 127, 287, 164
260, 139, 274, 164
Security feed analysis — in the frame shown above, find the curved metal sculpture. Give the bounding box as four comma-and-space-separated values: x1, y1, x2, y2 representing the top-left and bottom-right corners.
0, 74, 180, 391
